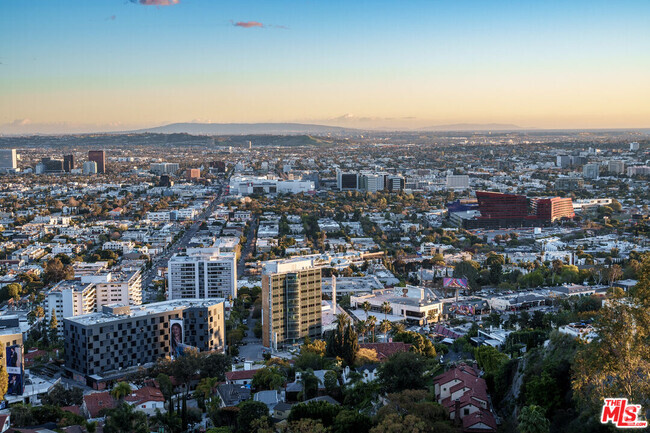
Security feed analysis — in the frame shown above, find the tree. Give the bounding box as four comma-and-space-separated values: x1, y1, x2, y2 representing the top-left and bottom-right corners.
606, 264, 623, 285
367, 315, 377, 342
41, 383, 83, 406
297, 369, 321, 401
356, 320, 368, 343
453, 260, 480, 290
0, 365, 7, 401
6, 283, 22, 301
252, 366, 286, 391
237, 400, 269, 433
44, 258, 73, 284
104, 402, 149, 433
391, 331, 436, 358
518, 405, 550, 433
572, 296, 650, 409
110, 382, 132, 401
381, 301, 391, 322
288, 400, 341, 427
379, 319, 391, 342
378, 352, 428, 393
323, 370, 339, 395
194, 377, 219, 411
49, 309, 59, 342
326, 314, 359, 366
474, 346, 508, 377
332, 409, 372, 433
157, 373, 174, 413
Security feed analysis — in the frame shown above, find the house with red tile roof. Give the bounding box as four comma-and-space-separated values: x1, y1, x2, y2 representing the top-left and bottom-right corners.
225, 369, 258, 385
359, 342, 412, 361
433, 364, 497, 433
82, 391, 117, 419
123, 386, 166, 415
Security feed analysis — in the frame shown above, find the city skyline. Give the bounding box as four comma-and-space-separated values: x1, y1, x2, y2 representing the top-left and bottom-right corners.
2, 0, 650, 134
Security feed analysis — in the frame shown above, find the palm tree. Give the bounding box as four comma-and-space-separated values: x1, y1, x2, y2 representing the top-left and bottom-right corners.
362, 301, 371, 318
111, 382, 132, 401
356, 320, 367, 343
379, 319, 391, 342
381, 301, 391, 322
366, 315, 377, 343
391, 321, 406, 334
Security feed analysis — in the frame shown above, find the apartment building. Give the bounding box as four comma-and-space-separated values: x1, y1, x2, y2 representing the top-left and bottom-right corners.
46, 271, 142, 334
261, 257, 322, 349
63, 300, 226, 384
167, 248, 237, 299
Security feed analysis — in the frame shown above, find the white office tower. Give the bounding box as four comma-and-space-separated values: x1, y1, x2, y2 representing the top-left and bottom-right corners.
629, 142, 639, 151
0, 149, 17, 172
167, 247, 237, 299
359, 173, 385, 192
150, 162, 180, 175
446, 174, 470, 190
583, 163, 599, 179
83, 161, 98, 174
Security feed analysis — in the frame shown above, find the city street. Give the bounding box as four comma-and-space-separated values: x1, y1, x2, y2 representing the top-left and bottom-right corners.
141, 185, 224, 301
238, 308, 265, 361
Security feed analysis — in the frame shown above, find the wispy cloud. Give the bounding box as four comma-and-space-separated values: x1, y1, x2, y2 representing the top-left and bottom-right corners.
107, 15, 116, 21
130, 0, 179, 6
231, 20, 288, 30
232, 21, 264, 29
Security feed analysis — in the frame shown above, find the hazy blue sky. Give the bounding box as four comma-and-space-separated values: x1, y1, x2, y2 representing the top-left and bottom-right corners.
1, 0, 649, 133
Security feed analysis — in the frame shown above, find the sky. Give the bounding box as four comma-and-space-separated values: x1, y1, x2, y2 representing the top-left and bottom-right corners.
1, 0, 650, 134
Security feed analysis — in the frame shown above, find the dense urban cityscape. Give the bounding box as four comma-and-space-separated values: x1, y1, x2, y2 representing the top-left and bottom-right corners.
2, 1, 650, 432
0, 128, 647, 432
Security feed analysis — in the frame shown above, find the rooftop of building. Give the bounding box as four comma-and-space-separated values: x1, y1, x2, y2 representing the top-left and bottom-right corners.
63, 298, 225, 326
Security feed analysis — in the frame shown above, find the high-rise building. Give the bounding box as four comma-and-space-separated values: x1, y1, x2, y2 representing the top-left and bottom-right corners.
83, 161, 97, 175
40, 157, 64, 173
0, 149, 18, 172
150, 162, 179, 175
262, 257, 322, 349
159, 175, 173, 187
186, 168, 201, 181
63, 154, 75, 172
608, 160, 625, 175
583, 163, 599, 179
359, 173, 385, 192
167, 248, 237, 299
45, 271, 142, 335
386, 175, 405, 192
556, 155, 571, 168
63, 300, 226, 383
88, 150, 106, 174
337, 170, 358, 191
629, 142, 640, 151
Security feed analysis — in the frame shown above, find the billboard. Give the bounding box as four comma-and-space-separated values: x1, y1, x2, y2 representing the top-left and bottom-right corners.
170, 319, 184, 360
448, 303, 476, 316
170, 319, 198, 359
6, 345, 24, 395
443, 278, 468, 289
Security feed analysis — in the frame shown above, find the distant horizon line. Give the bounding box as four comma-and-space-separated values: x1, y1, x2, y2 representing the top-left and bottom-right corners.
2, 120, 650, 137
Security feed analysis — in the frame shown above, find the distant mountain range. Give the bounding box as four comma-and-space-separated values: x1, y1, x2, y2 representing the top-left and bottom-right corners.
419, 123, 526, 131
126, 121, 531, 135
129, 122, 358, 135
